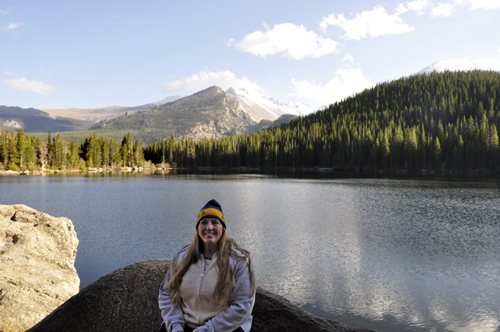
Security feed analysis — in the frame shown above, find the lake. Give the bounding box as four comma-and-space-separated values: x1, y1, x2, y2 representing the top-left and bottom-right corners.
1, 172, 499, 332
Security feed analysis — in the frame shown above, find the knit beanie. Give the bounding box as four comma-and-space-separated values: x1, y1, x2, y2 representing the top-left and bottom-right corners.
196, 199, 226, 229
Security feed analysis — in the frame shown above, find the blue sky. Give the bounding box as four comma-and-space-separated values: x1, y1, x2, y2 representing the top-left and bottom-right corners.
1, 0, 499, 110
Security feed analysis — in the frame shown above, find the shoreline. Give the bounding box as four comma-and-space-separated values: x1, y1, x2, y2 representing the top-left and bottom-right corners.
1, 165, 499, 177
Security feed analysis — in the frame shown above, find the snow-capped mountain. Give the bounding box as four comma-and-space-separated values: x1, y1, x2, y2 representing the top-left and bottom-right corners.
225, 87, 316, 122
418, 60, 492, 75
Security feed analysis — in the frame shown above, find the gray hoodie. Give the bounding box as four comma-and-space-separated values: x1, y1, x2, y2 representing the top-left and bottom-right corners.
159, 245, 255, 332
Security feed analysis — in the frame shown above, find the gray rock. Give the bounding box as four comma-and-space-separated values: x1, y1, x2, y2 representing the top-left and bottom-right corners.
28, 259, 166, 332
252, 287, 374, 332
0, 204, 79, 332
1, 170, 21, 175
28, 259, 375, 332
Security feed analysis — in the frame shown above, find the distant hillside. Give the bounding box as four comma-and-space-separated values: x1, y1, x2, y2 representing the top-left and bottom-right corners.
88, 86, 261, 144
41, 106, 129, 122
270, 114, 299, 127
41, 96, 182, 122
0, 106, 93, 132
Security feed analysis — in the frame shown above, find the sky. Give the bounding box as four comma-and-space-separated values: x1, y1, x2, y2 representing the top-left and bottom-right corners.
1, 0, 500, 110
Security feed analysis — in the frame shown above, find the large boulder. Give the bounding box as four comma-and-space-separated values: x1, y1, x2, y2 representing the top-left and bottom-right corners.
28, 259, 375, 332
0, 204, 79, 332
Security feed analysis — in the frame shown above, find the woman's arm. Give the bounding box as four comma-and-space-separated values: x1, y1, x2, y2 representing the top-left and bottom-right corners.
159, 254, 185, 332
196, 258, 255, 332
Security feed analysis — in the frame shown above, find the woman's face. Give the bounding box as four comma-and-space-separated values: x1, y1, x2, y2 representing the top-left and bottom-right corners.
198, 218, 223, 248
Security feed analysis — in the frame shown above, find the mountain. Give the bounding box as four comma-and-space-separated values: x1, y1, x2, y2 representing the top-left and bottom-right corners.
41, 96, 183, 122
418, 60, 493, 75
151, 96, 183, 106
89, 86, 262, 143
0, 106, 93, 132
121, 96, 183, 112
270, 114, 299, 127
225, 87, 315, 122
0, 96, 184, 134
2, 86, 314, 143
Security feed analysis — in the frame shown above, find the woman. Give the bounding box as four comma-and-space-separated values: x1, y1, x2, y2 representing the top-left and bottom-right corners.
159, 199, 256, 332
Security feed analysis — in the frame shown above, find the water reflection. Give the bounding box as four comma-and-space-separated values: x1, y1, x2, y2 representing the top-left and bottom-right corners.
234, 178, 500, 332
0, 175, 499, 332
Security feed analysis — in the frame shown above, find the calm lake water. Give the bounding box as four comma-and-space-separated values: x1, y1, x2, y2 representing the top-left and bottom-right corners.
1, 172, 499, 332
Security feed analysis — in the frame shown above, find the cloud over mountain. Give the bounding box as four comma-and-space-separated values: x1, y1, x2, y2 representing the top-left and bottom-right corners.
161, 71, 262, 95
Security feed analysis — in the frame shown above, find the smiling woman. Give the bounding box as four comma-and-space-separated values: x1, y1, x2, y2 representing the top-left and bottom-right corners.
159, 199, 256, 332
198, 218, 224, 255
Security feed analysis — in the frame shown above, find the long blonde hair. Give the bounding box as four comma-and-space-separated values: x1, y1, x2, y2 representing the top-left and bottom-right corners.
167, 228, 255, 308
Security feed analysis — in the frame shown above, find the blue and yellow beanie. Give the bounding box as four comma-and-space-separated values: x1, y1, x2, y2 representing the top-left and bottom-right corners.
196, 199, 226, 229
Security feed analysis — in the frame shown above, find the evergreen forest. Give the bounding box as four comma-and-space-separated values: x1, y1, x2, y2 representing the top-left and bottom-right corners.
0, 131, 145, 171
1, 71, 499, 173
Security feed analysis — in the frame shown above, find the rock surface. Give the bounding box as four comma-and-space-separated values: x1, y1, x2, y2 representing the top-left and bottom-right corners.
1, 170, 21, 175
28, 259, 375, 332
0, 204, 79, 332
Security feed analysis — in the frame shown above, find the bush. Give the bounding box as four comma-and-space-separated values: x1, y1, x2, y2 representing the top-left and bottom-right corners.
8, 162, 20, 171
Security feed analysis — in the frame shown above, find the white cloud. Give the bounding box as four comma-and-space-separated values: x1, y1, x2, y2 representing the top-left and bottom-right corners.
161, 70, 262, 95
395, 3, 409, 14
467, 0, 500, 10
320, 6, 414, 40
5, 77, 57, 95
342, 54, 355, 64
288, 59, 373, 106
405, 0, 431, 14
428, 0, 500, 18
3, 22, 24, 30
230, 23, 338, 60
431, 3, 457, 16
2, 71, 16, 76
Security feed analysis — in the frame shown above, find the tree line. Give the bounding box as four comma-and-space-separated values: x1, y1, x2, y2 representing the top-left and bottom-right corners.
1, 71, 499, 173
0, 131, 145, 171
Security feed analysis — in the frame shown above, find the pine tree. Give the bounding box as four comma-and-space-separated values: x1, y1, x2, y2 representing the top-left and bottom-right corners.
15, 129, 26, 169
490, 124, 499, 170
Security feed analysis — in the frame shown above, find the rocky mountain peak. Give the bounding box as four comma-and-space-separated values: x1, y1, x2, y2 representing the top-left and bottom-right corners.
192, 86, 225, 97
